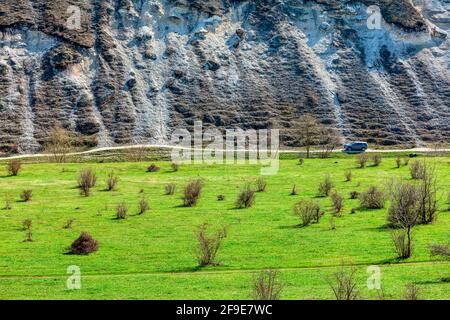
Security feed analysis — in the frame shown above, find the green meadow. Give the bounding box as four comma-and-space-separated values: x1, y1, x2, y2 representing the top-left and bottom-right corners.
0, 154, 449, 300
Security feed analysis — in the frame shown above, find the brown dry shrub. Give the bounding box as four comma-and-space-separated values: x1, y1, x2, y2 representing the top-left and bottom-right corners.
165, 183, 176, 195
116, 203, 128, 220
20, 189, 33, 202
331, 191, 344, 216
359, 186, 385, 209
196, 223, 227, 266
256, 177, 267, 192
328, 265, 359, 300
356, 154, 369, 168
77, 168, 97, 197
183, 180, 202, 207
236, 186, 256, 209
68, 232, 99, 255
345, 170, 352, 182
138, 198, 149, 215
252, 270, 283, 300
293, 199, 321, 226
318, 174, 333, 197
410, 160, 425, 180
404, 283, 420, 300
371, 154, 382, 166
147, 164, 160, 172
106, 171, 119, 191
7, 160, 21, 176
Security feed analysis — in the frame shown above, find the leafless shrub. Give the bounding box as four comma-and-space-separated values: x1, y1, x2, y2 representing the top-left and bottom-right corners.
77, 168, 97, 197
171, 162, 179, 172
217, 195, 225, 201
138, 198, 149, 215
344, 170, 352, 182
165, 183, 176, 195
371, 154, 382, 166
331, 191, 344, 216
395, 157, 401, 168
7, 160, 21, 176
147, 164, 160, 172
63, 219, 75, 229
404, 283, 420, 300
252, 270, 283, 300
429, 244, 450, 258
196, 223, 227, 266
183, 180, 203, 207
126, 146, 148, 162
106, 171, 119, 191
256, 177, 267, 192
116, 203, 128, 220
318, 127, 340, 159
349, 191, 360, 199
22, 219, 33, 242
46, 127, 74, 163
391, 229, 412, 259
318, 174, 333, 197
293, 199, 321, 226
20, 189, 33, 202
290, 184, 298, 196
298, 158, 304, 166
387, 183, 419, 226
68, 232, 99, 255
359, 186, 385, 209
403, 158, 410, 166
356, 154, 369, 168
417, 164, 437, 224
328, 265, 359, 300
410, 160, 425, 180
236, 186, 256, 209
4, 196, 12, 210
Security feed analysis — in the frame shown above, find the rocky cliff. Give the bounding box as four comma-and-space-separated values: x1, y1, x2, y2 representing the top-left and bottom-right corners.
0, 0, 449, 153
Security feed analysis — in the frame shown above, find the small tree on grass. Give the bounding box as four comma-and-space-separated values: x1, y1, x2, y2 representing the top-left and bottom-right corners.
404, 283, 420, 300
417, 163, 437, 224
138, 198, 149, 215
328, 264, 359, 300
68, 232, 99, 255
359, 186, 385, 209
344, 170, 352, 182
371, 154, 382, 166
395, 157, 401, 168
331, 191, 344, 216
388, 183, 419, 259
106, 171, 119, 191
318, 174, 333, 197
78, 169, 97, 197
293, 199, 321, 226
356, 154, 369, 168
46, 127, 74, 163
22, 219, 33, 242
410, 160, 425, 180
296, 114, 321, 159
236, 185, 256, 209
20, 189, 33, 202
252, 270, 283, 300
7, 160, 21, 176
256, 177, 267, 192
183, 180, 202, 207
116, 203, 128, 220
196, 223, 227, 266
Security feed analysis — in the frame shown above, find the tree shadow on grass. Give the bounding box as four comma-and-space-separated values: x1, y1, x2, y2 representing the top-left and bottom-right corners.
278, 224, 306, 229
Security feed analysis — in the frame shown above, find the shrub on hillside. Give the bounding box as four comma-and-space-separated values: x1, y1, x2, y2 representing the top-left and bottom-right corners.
328, 265, 359, 300
116, 203, 128, 220
410, 160, 425, 180
349, 191, 360, 199
404, 283, 420, 300
318, 174, 333, 197
331, 191, 344, 216
344, 170, 352, 182
63, 219, 75, 229
138, 198, 149, 215
256, 177, 267, 192
371, 154, 382, 166
293, 199, 321, 226
252, 270, 283, 300
217, 194, 225, 201
429, 244, 450, 258
68, 232, 99, 255
20, 189, 33, 202
7, 160, 21, 176
196, 223, 227, 266
236, 186, 256, 209
359, 186, 385, 209
356, 154, 369, 168
183, 180, 203, 207
106, 171, 119, 191
147, 164, 160, 172
77, 168, 97, 197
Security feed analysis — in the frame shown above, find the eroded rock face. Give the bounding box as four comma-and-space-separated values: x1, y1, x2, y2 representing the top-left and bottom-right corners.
0, 0, 449, 153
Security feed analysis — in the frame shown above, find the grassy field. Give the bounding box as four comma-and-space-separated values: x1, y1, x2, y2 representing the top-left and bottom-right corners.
0, 154, 449, 300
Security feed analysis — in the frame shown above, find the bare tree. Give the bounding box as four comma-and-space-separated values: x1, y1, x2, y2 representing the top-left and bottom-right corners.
46, 127, 74, 163
252, 270, 283, 300
296, 114, 321, 159
417, 163, 437, 224
318, 127, 341, 158
196, 223, 227, 266
328, 264, 359, 300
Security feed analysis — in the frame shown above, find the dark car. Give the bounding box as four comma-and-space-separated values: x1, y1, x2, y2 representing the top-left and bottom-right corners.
343, 141, 368, 154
